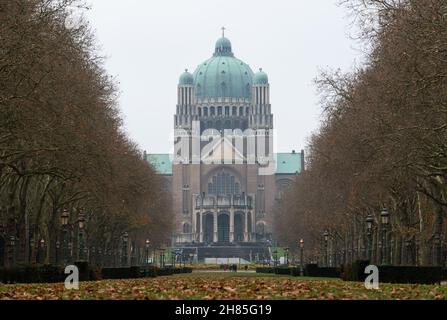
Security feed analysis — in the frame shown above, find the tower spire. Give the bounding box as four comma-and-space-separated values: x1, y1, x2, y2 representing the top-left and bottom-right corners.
221, 26, 226, 37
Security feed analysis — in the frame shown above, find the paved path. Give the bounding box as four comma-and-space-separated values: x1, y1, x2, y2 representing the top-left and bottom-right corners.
192, 270, 256, 274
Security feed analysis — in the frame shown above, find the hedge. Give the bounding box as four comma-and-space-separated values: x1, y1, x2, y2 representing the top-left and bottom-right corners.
0, 265, 65, 284
274, 267, 292, 275
340, 260, 370, 282
304, 264, 340, 278
0, 264, 193, 283
255, 267, 275, 274
341, 261, 445, 284
290, 267, 302, 276
377, 266, 443, 285
101, 266, 148, 279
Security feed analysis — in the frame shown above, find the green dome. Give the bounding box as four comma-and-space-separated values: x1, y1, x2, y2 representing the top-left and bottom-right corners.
253, 68, 269, 85
193, 37, 254, 99
179, 69, 194, 85
215, 37, 233, 56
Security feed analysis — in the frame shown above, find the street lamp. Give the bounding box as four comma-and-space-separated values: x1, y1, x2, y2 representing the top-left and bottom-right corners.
159, 249, 165, 268
122, 232, 129, 267
433, 234, 441, 266
78, 213, 86, 261
56, 241, 60, 265
145, 239, 150, 265
284, 247, 289, 266
366, 213, 374, 263
299, 239, 304, 276
405, 238, 412, 265
323, 230, 329, 267
380, 208, 390, 265
273, 250, 278, 267
61, 209, 70, 265
9, 236, 16, 266
39, 239, 45, 264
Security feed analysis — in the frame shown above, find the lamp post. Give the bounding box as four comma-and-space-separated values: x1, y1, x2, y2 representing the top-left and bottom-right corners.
380, 208, 390, 265
55, 241, 60, 265
405, 238, 412, 265
273, 250, 278, 267
122, 232, 129, 267
39, 239, 45, 264
323, 230, 329, 267
9, 236, 16, 267
284, 247, 289, 266
78, 213, 86, 261
29, 238, 35, 264
61, 209, 69, 265
433, 234, 441, 266
299, 239, 304, 276
366, 213, 374, 263
160, 249, 165, 268
145, 239, 150, 265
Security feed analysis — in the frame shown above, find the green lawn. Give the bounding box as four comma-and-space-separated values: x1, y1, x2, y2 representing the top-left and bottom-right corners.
0, 272, 446, 300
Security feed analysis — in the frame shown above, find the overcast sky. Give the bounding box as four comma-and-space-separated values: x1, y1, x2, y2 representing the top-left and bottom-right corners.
85, 0, 363, 154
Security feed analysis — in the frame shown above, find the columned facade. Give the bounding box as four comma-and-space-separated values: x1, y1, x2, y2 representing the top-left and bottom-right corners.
147, 32, 303, 259
187, 194, 254, 244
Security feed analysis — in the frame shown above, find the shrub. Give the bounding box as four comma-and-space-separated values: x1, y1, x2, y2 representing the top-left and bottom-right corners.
290, 267, 302, 276
304, 264, 340, 278
274, 267, 292, 275
141, 266, 158, 277
378, 266, 443, 285
101, 267, 139, 279
341, 260, 370, 282
0, 265, 65, 284
442, 268, 447, 281
256, 267, 274, 274
156, 267, 175, 276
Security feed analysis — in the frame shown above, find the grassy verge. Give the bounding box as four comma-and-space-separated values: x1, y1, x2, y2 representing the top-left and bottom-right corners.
0, 272, 445, 300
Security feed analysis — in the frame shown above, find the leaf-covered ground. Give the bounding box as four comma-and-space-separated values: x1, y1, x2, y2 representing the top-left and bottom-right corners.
0, 272, 446, 300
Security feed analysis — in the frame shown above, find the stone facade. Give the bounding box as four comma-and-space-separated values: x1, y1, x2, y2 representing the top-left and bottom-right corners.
147, 34, 303, 254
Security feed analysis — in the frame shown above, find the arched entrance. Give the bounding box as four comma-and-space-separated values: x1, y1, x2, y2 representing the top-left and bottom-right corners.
204, 214, 214, 244
217, 214, 230, 243
0, 236, 5, 267
234, 213, 244, 242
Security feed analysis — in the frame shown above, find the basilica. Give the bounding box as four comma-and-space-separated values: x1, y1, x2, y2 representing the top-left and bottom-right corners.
147, 32, 303, 260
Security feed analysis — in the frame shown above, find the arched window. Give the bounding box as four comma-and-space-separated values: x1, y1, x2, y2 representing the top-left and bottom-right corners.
204, 107, 208, 117
198, 107, 202, 117
232, 106, 237, 116
239, 107, 244, 116
210, 107, 215, 116
208, 171, 241, 195
218, 106, 222, 116
225, 106, 230, 116
246, 107, 250, 116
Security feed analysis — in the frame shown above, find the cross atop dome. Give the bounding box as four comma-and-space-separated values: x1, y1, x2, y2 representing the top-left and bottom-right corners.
221, 26, 226, 37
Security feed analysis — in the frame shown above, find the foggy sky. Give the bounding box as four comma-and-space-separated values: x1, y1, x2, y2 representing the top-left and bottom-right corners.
85, 0, 363, 154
